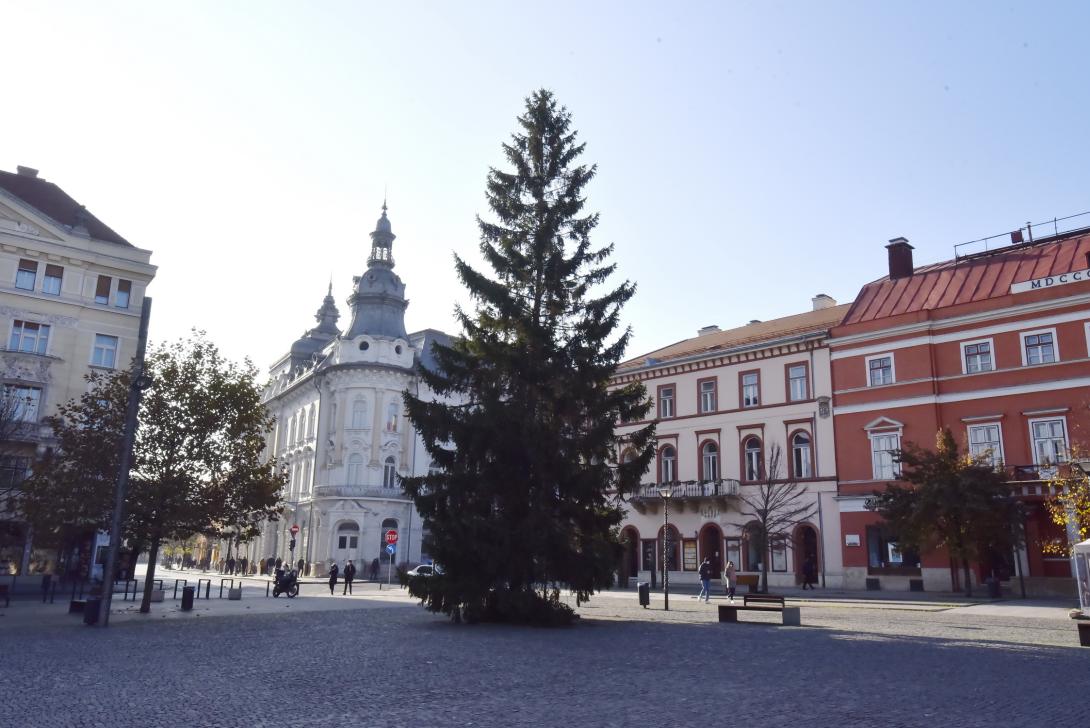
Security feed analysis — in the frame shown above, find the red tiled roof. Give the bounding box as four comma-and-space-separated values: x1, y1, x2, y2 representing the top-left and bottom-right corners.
0, 169, 132, 247
841, 230, 1090, 325
619, 303, 850, 371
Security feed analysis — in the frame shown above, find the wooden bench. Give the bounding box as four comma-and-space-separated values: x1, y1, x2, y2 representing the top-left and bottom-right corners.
718, 594, 800, 626
735, 574, 760, 593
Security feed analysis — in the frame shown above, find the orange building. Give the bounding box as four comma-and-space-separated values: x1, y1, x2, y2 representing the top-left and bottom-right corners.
830, 228, 1089, 595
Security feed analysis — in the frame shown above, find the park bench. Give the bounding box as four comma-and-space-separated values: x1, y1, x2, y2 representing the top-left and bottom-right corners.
0, 583, 8, 607
735, 574, 760, 593
718, 594, 800, 626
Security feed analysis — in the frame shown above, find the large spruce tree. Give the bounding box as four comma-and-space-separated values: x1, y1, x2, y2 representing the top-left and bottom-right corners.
402, 90, 655, 625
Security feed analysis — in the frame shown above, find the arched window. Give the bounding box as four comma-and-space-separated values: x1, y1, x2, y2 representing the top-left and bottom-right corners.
347, 453, 363, 486
743, 522, 764, 572
301, 460, 311, 494
386, 402, 399, 432
308, 404, 317, 438
620, 448, 636, 464
383, 456, 397, 488
287, 415, 296, 446
659, 445, 677, 484
351, 398, 367, 429
300, 409, 309, 441
701, 442, 718, 481
743, 437, 762, 481
336, 522, 359, 550
792, 432, 812, 479
658, 524, 681, 571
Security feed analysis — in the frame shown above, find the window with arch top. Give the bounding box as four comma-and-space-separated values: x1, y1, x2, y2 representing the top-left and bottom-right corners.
743, 436, 763, 481
386, 402, 399, 432
347, 453, 363, 486
383, 456, 397, 488
351, 398, 367, 429
792, 432, 812, 479
659, 445, 677, 484
701, 442, 718, 481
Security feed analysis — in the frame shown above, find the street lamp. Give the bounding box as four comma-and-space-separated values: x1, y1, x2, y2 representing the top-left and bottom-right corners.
659, 486, 672, 611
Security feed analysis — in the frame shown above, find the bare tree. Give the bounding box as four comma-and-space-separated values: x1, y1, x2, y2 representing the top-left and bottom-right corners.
0, 385, 37, 505
739, 444, 817, 593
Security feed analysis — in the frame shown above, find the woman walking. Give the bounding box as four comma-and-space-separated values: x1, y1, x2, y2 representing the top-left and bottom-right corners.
327, 561, 339, 596
723, 560, 737, 602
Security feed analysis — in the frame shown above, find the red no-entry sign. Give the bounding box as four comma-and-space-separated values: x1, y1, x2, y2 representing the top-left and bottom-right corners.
290, 524, 300, 536
385, 529, 399, 545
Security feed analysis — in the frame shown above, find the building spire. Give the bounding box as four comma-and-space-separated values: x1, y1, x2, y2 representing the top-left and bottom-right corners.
368, 201, 396, 269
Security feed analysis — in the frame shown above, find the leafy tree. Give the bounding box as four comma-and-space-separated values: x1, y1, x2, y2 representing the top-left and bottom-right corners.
868, 428, 1023, 596
1043, 445, 1090, 554
401, 89, 655, 625
739, 444, 816, 593
20, 333, 284, 611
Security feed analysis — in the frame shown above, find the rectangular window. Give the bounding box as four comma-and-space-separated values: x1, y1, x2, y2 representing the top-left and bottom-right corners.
658, 386, 675, 419
698, 379, 716, 413
866, 525, 921, 574
116, 279, 132, 309
95, 275, 112, 305
9, 320, 50, 355
771, 538, 788, 572
788, 364, 808, 401
867, 354, 894, 386
15, 259, 37, 291
1022, 330, 1057, 365
92, 334, 119, 368
962, 340, 994, 373
1031, 418, 1067, 466
349, 536, 358, 549
741, 372, 759, 408
42, 264, 63, 295
4, 385, 41, 422
870, 432, 901, 480
968, 423, 1003, 466
338, 536, 348, 549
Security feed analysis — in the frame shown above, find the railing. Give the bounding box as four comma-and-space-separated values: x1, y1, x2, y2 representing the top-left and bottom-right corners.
631, 479, 740, 500
1003, 463, 1072, 497
313, 484, 409, 499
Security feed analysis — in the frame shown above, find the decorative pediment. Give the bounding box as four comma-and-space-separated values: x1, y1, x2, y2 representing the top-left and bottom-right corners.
0, 200, 63, 242
863, 416, 904, 432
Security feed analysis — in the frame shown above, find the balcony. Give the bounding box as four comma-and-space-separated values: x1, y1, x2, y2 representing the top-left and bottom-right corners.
1003, 463, 1073, 498
627, 479, 740, 514
312, 485, 409, 500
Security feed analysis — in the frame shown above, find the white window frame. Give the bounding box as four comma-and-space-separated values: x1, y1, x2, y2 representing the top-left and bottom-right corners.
959, 337, 995, 374
1085, 322, 1090, 358
347, 453, 363, 485
743, 437, 762, 481
868, 430, 901, 480
701, 442, 718, 481
788, 363, 808, 401
741, 373, 759, 408
4, 384, 42, 422
865, 353, 895, 387
1028, 416, 1068, 468
350, 398, 367, 429
1020, 327, 1059, 367
699, 380, 716, 413
791, 431, 813, 479
383, 456, 398, 488
386, 402, 399, 432
9, 320, 50, 355
91, 334, 119, 368
660, 445, 676, 483
966, 422, 1004, 467
659, 387, 675, 419
42, 265, 63, 296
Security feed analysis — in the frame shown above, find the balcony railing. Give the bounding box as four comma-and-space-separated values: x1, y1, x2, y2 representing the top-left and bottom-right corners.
312, 485, 408, 499
631, 479, 741, 500
1003, 463, 1072, 497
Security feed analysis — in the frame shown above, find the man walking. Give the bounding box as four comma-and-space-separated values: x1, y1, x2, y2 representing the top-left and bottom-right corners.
697, 557, 713, 603
370, 557, 380, 581
343, 560, 356, 595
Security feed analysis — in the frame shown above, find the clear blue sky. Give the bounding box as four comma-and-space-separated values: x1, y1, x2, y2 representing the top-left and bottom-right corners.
4, 1, 1089, 370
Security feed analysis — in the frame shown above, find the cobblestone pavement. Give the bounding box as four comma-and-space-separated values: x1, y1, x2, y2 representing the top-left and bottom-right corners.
0, 588, 1085, 728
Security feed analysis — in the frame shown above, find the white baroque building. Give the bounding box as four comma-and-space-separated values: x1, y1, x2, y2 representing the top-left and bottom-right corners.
251, 204, 454, 575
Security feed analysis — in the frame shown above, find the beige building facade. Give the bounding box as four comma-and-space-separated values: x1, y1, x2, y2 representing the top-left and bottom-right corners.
613, 295, 847, 590
0, 166, 155, 575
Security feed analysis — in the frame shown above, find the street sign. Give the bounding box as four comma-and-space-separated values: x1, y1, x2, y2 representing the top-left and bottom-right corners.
385, 543, 396, 555
290, 524, 300, 536
384, 529, 398, 545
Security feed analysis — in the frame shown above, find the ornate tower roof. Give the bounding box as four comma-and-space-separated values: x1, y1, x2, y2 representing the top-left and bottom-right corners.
344, 203, 408, 340
290, 283, 342, 367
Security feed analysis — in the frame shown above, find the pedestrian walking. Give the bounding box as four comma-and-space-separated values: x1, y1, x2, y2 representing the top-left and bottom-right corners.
241, 557, 249, 575
723, 560, 737, 602
275, 556, 283, 571
370, 557, 379, 581
697, 557, 713, 603
801, 555, 817, 590
297, 558, 305, 576
343, 560, 356, 595
327, 562, 339, 595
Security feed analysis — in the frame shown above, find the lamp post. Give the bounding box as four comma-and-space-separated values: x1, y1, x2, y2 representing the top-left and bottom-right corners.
659, 486, 672, 611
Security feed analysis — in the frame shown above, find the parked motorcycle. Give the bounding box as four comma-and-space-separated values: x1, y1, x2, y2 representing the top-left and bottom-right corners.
272, 568, 299, 598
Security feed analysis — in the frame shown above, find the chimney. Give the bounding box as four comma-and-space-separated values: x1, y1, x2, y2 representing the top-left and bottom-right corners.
747, 319, 761, 325
697, 325, 720, 337
811, 294, 836, 311
16, 166, 39, 179
886, 237, 914, 280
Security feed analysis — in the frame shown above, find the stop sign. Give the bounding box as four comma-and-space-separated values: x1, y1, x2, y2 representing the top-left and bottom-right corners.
290, 524, 299, 536
385, 529, 399, 545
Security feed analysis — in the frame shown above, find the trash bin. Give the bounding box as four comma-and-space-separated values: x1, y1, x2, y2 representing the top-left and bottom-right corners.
638, 582, 650, 608
181, 585, 195, 611
83, 598, 101, 625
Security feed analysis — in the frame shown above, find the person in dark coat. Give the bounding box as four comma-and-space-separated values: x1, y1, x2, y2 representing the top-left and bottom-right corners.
343, 560, 356, 595
801, 555, 818, 590
697, 557, 713, 603
327, 562, 339, 595
275, 556, 283, 571
370, 557, 380, 581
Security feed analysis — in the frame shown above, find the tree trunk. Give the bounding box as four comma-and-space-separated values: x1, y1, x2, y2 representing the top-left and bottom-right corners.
962, 558, 973, 598
139, 536, 161, 613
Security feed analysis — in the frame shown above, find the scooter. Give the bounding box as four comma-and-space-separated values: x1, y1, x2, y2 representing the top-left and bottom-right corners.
272, 568, 299, 598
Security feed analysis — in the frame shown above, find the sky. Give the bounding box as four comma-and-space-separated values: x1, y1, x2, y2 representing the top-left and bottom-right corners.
4, 1, 1090, 373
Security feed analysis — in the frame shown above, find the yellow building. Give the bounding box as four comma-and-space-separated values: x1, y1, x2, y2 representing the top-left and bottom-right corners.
0, 166, 155, 575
